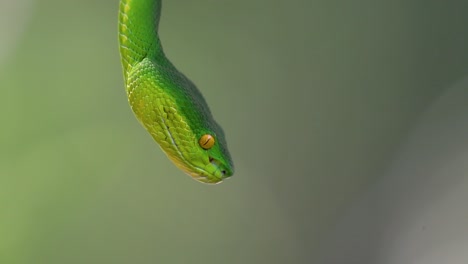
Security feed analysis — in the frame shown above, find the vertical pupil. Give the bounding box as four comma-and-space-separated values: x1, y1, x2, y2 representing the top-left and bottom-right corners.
199, 134, 214, 149
203, 138, 211, 146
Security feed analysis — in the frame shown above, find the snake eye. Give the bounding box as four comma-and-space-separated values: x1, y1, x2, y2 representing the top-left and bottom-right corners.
199, 134, 215, 150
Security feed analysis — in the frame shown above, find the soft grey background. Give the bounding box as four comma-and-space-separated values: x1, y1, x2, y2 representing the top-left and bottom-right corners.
317, 78, 468, 264
0, 0, 467, 263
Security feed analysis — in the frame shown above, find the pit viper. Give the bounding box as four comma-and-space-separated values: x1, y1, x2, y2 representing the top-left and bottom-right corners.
118, 0, 233, 183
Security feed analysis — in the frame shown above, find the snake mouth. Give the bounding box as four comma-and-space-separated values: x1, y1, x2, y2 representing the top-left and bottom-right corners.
185, 156, 231, 184
166, 152, 228, 184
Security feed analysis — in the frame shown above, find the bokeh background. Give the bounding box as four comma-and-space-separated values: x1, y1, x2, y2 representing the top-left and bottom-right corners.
1, 0, 467, 263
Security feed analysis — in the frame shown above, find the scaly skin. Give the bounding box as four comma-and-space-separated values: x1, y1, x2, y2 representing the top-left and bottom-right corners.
118, 0, 233, 184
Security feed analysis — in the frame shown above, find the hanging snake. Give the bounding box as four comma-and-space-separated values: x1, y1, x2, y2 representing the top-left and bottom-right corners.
118, 0, 234, 184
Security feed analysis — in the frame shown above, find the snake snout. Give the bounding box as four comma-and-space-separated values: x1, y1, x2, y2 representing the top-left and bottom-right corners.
208, 156, 231, 178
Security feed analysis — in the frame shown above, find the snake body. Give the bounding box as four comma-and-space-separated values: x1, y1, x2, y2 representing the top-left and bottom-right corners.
118, 0, 233, 183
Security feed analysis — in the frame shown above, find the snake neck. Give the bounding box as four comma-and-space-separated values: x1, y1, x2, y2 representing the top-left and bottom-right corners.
118, 0, 166, 80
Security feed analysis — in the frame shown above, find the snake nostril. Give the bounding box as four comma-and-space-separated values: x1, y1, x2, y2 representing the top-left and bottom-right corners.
221, 170, 226, 175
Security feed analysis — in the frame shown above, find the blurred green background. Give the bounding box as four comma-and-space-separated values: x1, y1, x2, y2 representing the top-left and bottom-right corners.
1, 0, 467, 263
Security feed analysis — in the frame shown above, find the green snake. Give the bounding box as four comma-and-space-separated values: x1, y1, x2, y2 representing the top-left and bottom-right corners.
118, 0, 233, 184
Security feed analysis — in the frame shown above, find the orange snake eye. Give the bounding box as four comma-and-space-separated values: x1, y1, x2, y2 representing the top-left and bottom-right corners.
199, 134, 215, 150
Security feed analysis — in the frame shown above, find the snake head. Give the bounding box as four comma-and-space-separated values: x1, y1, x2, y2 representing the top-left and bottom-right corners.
164, 129, 234, 184
127, 58, 234, 184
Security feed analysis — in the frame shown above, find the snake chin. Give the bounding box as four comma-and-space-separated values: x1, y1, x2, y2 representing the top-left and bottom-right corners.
169, 155, 230, 184
185, 156, 232, 184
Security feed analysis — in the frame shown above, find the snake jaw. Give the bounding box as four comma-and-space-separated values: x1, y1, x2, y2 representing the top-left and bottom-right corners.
164, 147, 231, 184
